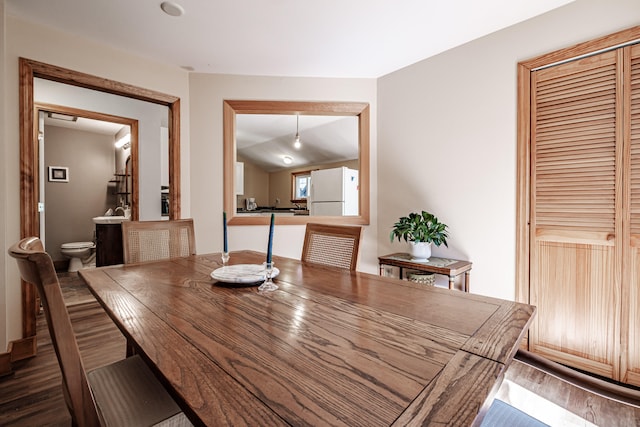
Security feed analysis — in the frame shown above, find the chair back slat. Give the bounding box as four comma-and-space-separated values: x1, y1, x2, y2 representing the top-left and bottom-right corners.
301, 223, 362, 271
121, 219, 196, 264
8, 237, 102, 426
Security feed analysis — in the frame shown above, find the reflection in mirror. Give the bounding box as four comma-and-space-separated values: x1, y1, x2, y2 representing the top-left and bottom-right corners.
237, 114, 358, 215
223, 100, 370, 225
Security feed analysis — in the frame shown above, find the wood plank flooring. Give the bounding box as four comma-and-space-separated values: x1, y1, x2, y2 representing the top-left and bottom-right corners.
0, 272, 125, 426
0, 272, 638, 426
503, 352, 640, 426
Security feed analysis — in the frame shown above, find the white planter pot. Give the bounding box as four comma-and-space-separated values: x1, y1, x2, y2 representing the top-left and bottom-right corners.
409, 241, 432, 261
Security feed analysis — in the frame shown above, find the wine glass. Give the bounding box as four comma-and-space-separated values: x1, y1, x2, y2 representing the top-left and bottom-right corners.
258, 261, 278, 292
221, 251, 229, 269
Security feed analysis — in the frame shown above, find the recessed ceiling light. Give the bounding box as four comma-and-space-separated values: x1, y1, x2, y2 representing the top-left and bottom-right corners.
283, 156, 293, 165
160, 1, 184, 17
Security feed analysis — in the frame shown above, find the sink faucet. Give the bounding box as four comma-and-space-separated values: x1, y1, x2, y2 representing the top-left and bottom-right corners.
114, 206, 126, 216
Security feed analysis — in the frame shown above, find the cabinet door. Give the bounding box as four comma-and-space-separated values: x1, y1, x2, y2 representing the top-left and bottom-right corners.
96, 224, 124, 267
529, 50, 622, 380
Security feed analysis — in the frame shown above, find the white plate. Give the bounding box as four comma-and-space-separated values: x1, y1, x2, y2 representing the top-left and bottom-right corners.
211, 264, 280, 284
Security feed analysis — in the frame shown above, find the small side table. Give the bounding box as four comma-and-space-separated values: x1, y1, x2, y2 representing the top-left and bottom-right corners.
378, 253, 472, 292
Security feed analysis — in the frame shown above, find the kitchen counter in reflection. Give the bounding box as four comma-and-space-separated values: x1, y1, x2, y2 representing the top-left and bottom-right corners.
236, 208, 309, 216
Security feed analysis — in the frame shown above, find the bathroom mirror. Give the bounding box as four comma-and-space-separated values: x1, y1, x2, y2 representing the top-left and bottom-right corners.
223, 100, 370, 225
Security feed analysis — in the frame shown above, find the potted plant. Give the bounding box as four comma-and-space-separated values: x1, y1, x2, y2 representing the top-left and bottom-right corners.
390, 211, 449, 261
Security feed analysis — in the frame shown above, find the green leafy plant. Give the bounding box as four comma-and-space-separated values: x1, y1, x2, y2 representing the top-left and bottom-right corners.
390, 211, 449, 247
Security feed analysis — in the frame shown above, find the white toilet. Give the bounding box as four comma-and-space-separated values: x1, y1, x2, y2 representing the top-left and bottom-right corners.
60, 241, 96, 272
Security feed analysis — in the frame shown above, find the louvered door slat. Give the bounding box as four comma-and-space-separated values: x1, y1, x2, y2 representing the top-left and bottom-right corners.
537, 69, 615, 99
536, 139, 614, 154
536, 119, 615, 137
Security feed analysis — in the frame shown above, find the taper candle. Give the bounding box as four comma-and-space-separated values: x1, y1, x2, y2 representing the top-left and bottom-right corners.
223, 211, 228, 253
266, 213, 274, 263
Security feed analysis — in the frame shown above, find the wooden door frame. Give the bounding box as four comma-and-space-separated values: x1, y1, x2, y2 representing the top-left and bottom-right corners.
36, 102, 140, 221
18, 58, 182, 348
516, 26, 640, 343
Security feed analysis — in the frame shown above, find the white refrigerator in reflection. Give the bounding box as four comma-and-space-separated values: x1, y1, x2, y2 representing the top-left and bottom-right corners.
309, 167, 359, 216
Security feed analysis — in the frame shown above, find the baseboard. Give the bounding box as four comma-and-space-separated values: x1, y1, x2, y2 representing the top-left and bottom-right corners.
0, 336, 37, 377
515, 349, 640, 408
0, 351, 11, 377
10, 336, 37, 361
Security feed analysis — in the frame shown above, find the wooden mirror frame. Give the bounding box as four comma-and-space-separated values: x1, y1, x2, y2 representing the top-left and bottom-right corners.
19, 58, 181, 343
223, 100, 370, 225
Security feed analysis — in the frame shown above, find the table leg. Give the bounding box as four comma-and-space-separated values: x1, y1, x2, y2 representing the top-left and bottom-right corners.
449, 276, 454, 290
465, 271, 470, 292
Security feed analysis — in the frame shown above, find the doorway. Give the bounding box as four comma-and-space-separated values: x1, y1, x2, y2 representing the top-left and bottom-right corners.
19, 58, 182, 349
37, 104, 137, 266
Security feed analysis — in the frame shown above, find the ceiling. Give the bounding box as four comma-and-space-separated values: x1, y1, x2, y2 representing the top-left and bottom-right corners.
236, 114, 359, 172
16, 0, 574, 169
7, 0, 574, 78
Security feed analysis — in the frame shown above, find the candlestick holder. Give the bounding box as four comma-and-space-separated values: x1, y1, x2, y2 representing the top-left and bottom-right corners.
258, 261, 278, 292
221, 251, 229, 269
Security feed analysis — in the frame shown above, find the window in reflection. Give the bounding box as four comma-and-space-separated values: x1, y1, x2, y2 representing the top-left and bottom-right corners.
292, 171, 311, 202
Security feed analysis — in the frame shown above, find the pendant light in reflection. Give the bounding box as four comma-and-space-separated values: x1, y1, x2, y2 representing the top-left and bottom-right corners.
293, 115, 302, 149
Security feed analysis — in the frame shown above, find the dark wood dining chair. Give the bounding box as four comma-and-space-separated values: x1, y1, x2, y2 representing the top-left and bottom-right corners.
121, 219, 196, 264
301, 223, 362, 271
8, 237, 192, 427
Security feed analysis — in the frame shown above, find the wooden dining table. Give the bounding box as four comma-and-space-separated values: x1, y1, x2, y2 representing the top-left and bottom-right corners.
79, 250, 535, 426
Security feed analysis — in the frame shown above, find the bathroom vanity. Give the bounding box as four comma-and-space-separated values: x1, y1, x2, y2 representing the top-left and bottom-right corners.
95, 223, 123, 267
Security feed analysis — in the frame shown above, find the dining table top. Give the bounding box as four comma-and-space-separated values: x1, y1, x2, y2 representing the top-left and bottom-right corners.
79, 250, 535, 427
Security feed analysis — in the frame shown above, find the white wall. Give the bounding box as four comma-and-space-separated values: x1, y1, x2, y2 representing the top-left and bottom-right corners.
2, 15, 190, 350
377, 0, 640, 299
188, 74, 378, 272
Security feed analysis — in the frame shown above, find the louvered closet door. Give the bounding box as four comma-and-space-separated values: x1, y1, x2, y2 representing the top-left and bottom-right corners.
624, 44, 640, 386
530, 50, 623, 380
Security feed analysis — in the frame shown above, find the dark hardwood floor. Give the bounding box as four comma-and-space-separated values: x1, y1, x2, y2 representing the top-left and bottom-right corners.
0, 272, 125, 426
0, 272, 638, 426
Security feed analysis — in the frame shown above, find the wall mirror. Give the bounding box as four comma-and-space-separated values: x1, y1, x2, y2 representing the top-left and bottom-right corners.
223, 100, 370, 225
